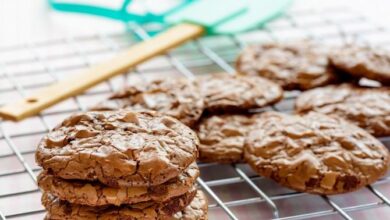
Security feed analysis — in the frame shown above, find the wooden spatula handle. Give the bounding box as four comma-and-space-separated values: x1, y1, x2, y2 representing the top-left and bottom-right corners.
0, 23, 204, 121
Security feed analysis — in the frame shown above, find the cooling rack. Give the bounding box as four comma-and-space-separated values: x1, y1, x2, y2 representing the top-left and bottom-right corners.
0, 3, 390, 220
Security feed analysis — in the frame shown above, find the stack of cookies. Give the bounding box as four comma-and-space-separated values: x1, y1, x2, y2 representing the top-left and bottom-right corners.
36, 110, 208, 219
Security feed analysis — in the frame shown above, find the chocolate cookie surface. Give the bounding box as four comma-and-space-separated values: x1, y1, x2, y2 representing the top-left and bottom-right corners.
244, 112, 389, 194
330, 45, 390, 84
236, 42, 339, 90
38, 162, 199, 206
171, 190, 208, 220
36, 110, 199, 187
42, 187, 198, 220
196, 114, 260, 163
295, 84, 390, 137
198, 74, 283, 113
92, 78, 204, 127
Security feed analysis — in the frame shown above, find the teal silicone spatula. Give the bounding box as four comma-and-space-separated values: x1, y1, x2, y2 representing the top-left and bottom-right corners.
0, 0, 292, 121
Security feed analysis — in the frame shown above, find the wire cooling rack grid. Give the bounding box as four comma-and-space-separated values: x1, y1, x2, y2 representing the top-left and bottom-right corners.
0, 4, 390, 220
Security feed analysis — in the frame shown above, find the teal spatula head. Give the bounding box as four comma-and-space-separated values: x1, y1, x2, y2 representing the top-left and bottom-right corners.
49, 0, 292, 35
165, 0, 293, 34
48, 0, 196, 23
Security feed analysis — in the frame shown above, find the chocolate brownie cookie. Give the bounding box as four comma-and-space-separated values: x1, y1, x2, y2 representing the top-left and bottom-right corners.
198, 74, 283, 113
236, 42, 339, 90
172, 190, 208, 220
196, 114, 261, 163
330, 45, 390, 84
36, 110, 199, 187
244, 112, 389, 194
42, 187, 198, 220
295, 84, 390, 137
92, 78, 204, 127
38, 162, 199, 206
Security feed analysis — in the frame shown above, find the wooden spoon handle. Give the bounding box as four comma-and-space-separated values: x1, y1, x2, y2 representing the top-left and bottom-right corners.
0, 23, 204, 121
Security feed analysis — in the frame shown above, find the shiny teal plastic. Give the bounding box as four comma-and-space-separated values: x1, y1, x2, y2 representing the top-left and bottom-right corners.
48, 0, 292, 34
48, 0, 194, 23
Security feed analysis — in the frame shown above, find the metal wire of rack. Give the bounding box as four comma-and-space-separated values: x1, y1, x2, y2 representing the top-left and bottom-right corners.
0, 4, 390, 220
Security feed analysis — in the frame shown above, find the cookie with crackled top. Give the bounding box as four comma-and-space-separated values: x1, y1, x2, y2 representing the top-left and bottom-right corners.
171, 190, 208, 220
295, 84, 390, 137
236, 41, 341, 90
42, 187, 199, 220
196, 114, 261, 163
38, 162, 199, 206
35, 110, 199, 187
197, 74, 283, 113
330, 45, 390, 84
91, 78, 204, 127
244, 111, 389, 194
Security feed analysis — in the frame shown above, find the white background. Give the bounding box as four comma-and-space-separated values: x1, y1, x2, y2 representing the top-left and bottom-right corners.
0, 0, 390, 46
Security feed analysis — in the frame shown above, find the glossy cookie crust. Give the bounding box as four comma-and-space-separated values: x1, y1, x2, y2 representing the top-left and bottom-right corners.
330, 45, 390, 84
92, 78, 205, 127
43, 187, 198, 220
236, 42, 340, 90
38, 162, 199, 206
197, 74, 283, 113
171, 190, 208, 220
36, 110, 199, 187
196, 114, 261, 163
295, 84, 390, 137
244, 111, 389, 194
